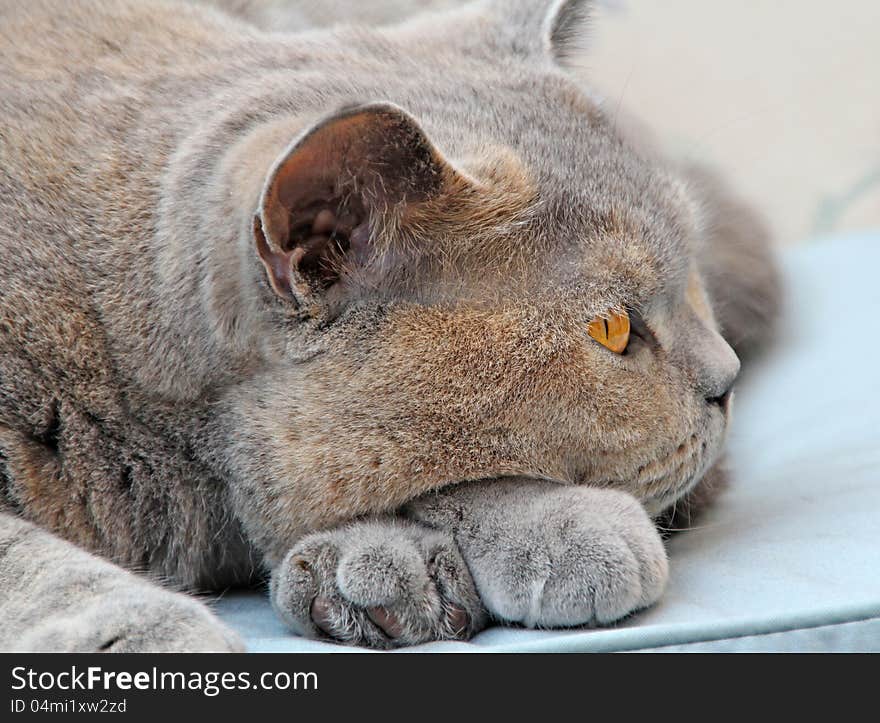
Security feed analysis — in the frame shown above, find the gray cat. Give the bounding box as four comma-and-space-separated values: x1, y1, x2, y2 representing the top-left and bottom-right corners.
0, 0, 779, 650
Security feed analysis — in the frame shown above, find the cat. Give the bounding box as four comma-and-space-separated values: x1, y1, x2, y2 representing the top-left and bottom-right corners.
0, 0, 780, 650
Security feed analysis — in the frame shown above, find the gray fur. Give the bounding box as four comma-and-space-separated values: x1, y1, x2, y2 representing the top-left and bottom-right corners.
272, 479, 666, 647
407, 479, 667, 628
271, 519, 485, 647
0, 515, 242, 652
0, 0, 780, 650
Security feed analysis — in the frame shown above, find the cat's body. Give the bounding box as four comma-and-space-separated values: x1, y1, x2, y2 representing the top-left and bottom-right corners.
0, 0, 779, 650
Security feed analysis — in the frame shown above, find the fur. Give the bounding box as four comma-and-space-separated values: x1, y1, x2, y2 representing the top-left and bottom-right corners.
0, 0, 780, 649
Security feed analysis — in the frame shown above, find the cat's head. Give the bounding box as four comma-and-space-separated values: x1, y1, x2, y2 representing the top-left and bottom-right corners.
227, 0, 740, 545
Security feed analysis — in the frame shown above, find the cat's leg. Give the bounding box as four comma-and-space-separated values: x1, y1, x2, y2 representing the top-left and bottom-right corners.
405, 477, 668, 629
0, 512, 243, 652
272, 477, 666, 646
270, 518, 487, 648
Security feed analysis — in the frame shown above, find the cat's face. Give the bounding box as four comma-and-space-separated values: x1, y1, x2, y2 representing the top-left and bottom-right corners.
221, 2, 741, 550
240, 78, 739, 537
302, 267, 738, 519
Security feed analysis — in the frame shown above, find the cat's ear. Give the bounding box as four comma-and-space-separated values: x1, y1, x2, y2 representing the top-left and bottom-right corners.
484, 0, 592, 65
253, 102, 458, 305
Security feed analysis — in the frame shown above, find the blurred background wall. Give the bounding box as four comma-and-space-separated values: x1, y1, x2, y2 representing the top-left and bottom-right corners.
588, 1, 880, 245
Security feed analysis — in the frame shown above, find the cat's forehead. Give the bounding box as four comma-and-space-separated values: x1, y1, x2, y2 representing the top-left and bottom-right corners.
396, 186, 692, 316
451, 125, 692, 307
420, 71, 695, 302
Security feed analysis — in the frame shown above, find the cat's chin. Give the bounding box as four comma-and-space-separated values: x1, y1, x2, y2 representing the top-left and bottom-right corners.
642, 485, 696, 518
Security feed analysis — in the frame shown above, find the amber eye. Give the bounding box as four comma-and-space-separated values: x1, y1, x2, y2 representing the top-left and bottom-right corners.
588, 309, 630, 354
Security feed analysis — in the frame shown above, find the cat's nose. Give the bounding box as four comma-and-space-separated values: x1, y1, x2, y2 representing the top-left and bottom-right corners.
707, 388, 733, 410
675, 313, 741, 406
700, 334, 740, 405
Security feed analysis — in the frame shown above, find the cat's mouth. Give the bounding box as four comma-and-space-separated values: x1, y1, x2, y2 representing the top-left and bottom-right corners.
635, 418, 725, 515
637, 442, 701, 509
636, 433, 702, 488
569, 396, 732, 513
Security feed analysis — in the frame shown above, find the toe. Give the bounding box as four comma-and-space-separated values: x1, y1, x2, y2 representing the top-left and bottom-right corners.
270, 551, 320, 637
443, 603, 471, 636
309, 596, 337, 637
337, 540, 427, 608
366, 606, 406, 639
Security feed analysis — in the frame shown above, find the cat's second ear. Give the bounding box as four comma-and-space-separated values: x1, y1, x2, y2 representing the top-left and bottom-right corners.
483, 0, 593, 65
253, 102, 457, 306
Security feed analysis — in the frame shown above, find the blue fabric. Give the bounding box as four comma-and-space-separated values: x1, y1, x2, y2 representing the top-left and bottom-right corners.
214, 232, 880, 652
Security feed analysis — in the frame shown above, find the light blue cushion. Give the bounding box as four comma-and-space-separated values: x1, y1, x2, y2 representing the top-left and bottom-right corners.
215, 232, 880, 652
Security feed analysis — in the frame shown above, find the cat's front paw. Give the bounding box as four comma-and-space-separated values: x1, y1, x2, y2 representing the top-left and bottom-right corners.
17, 586, 244, 653
450, 484, 668, 628
271, 520, 487, 649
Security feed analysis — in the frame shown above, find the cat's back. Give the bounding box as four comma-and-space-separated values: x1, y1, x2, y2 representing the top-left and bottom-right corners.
0, 0, 254, 424
0, 2, 266, 579
0, 0, 251, 77
0, 0, 261, 306
0, 0, 248, 221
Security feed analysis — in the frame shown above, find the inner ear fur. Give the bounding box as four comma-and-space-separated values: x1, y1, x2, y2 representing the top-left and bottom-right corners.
254, 102, 459, 303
